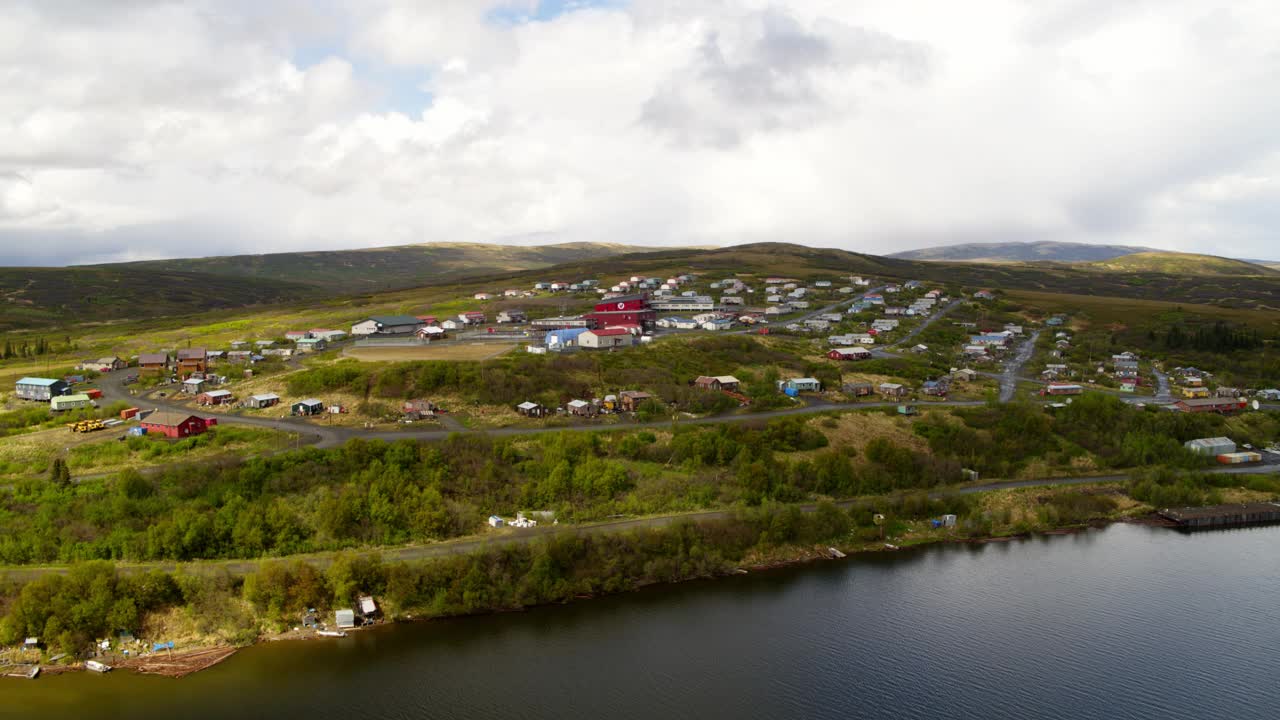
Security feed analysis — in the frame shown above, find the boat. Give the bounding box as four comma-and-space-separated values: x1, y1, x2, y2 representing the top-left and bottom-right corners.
316, 630, 348, 638
85, 660, 112, 673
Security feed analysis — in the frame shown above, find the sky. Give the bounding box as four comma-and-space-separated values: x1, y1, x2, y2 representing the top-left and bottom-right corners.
2, 0, 1279, 266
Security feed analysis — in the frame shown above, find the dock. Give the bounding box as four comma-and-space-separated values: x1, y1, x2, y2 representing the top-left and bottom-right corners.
1157, 502, 1280, 529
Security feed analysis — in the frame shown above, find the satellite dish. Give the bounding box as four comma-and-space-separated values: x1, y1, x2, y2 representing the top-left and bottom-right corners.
873, 513, 885, 526
1065, 397, 1073, 405
1253, 400, 1261, 411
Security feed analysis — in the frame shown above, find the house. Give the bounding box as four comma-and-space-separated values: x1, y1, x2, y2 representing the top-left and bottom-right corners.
197, 389, 235, 406
545, 328, 589, 348
416, 326, 446, 340
911, 344, 929, 354
579, 328, 634, 349
140, 412, 210, 438
181, 377, 206, 394
973, 290, 996, 300
1185, 437, 1237, 456
245, 389, 281, 407
138, 353, 169, 373
878, 383, 909, 398
351, 315, 425, 336
653, 296, 715, 312
285, 331, 311, 341
15, 377, 69, 401
1215, 387, 1241, 398
176, 348, 207, 375
295, 337, 328, 352
778, 377, 821, 394
1259, 389, 1280, 401
488, 515, 505, 528
310, 329, 347, 341
828, 347, 871, 361
531, 315, 595, 329
441, 319, 462, 331
1174, 397, 1248, 414
970, 333, 1011, 347
1044, 384, 1084, 396
50, 393, 92, 412
765, 304, 792, 316
473, 292, 492, 301
720, 296, 745, 306
566, 399, 597, 417
460, 311, 487, 325
515, 401, 549, 418
402, 399, 438, 420
657, 316, 700, 330
255, 340, 275, 348
292, 399, 325, 416
226, 351, 252, 363
921, 379, 949, 397
87, 357, 127, 372
1181, 386, 1211, 399
843, 382, 874, 396
619, 390, 654, 412
952, 368, 979, 382
693, 375, 741, 392
496, 309, 527, 324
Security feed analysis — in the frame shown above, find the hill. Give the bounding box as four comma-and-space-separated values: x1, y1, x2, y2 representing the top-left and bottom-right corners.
889, 241, 1158, 263
1082, 252, 1278, 276
89, 242, 662, 294
0, 267, 321, 331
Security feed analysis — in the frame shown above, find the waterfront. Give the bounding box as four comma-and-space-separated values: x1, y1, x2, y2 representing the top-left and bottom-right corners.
7, 523, 1280, 720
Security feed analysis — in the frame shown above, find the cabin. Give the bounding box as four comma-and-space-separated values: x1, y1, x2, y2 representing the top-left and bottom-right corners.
515, 401, 548, 418
181, 377, 206, 394
693, 375, 741, 392
921, 379, 949, 397
460, 311, 487, 325
292, 399, 325, 416
843, 382, 874, 397
335, 609, 356, 629
618, 390, 654, 412
1174, 397, 1248, 414
50, 393, 92, 412
778, 378, 822, 394
579, 328, 634, 349
245, 393, 281, 410
828, 347, 871, 361
295, 337, 328, 352
15, 377, 69, 401
138, 353, 170, 373
197, 389, 235, 406
878, 383, 909, 398
284, 331, 311, 341
496, 309, 527, 324
952, 368, 979, 382
141, 412, 210, 438
566, 399, 598, 417
1044, 384, 1084, 396
176, 348, 208, 375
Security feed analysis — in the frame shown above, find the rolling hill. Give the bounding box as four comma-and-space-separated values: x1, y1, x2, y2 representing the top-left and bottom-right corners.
1083, 252, 1278, 276
889, 241, 1158, 263
89, 242, 664, 294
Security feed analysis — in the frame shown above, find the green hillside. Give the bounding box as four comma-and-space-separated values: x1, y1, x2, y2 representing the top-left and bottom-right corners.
90, 242, 663, 293
1082, 251, 1278, 276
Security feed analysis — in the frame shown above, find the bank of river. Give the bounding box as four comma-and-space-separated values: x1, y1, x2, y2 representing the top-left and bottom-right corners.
7, 522, 1280, 719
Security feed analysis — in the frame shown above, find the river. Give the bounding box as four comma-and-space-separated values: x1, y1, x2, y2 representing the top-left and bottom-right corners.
7, 523, 1280, 719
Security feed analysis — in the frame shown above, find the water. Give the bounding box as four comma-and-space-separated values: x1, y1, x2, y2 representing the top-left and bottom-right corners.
7, 523, 1280, 720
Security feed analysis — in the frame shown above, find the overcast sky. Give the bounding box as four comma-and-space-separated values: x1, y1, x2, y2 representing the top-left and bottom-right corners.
3, 0, 1279, 266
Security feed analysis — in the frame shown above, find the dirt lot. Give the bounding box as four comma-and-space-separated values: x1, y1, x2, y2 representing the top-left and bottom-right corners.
343, 343, 516, 362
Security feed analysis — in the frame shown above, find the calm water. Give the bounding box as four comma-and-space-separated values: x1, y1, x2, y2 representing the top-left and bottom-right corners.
7, 523, 1280, 720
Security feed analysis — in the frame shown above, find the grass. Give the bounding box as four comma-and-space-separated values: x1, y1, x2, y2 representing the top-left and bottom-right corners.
1083, 252, 1278, 276
0, 425, 293, 479
343, 343, 517, 362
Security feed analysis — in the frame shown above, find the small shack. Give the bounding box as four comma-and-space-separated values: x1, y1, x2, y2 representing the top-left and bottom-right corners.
878, 383, 908, 399
293, 399, 325, 416
566, 399, 597, 417
618, 390, 653, 412
197, 389, 235, 406
335, 609, 356, 629
843, 382, 873, 397
246, 393, 281, 409
516, 401, 548, 418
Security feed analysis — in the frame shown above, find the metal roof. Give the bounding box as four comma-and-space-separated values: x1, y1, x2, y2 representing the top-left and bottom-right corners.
16, 377, 62, 386
369, 315, 422, 326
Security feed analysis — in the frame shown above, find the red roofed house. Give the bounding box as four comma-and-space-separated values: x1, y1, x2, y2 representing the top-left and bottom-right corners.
579, 328, 634, 349
141, 411, 211, 438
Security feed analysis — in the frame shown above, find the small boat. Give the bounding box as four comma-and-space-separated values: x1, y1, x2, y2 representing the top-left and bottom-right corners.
828, 547, 847, 559
884, 543, 900, 551
316, 630, 347, 638
85, 660, 112, 673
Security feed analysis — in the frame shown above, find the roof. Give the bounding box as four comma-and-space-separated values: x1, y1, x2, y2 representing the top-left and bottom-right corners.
712, 375, 740, 384
95, 357, 120, 364
138, 353, 168, 364
16, 377, 62, 386
789, 377, 820, 384
516, 401, 542, 410
369, 315, 423, 326
296, 398, 324, 406
588, 328, 631, 336
143, 411, 201, 427
202, 389, 233, 397
52, 393, 91, 403
182, 377, 205, 384
1178, 397, 1244, 408
567, 399, 590, 408
296, 337, 325, 343
176, 348, 206, 360
250, 393, 280, 401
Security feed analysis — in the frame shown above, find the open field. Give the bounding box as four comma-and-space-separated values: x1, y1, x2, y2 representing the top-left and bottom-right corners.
1005, 289, 1280, 331
343, 342, 517, 362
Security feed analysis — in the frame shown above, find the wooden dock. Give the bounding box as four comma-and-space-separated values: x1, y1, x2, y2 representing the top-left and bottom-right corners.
1158, 502, 1280, 529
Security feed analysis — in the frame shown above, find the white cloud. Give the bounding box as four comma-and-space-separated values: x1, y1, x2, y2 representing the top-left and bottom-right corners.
1, 0, 1280, 266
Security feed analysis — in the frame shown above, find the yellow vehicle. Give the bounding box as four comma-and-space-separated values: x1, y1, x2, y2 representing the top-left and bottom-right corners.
67, 419, 106, 433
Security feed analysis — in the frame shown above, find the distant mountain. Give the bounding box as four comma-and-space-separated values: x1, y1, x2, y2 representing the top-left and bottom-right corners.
889, 241, 1159, 263
88, 242, 661, 294
1083, 252, 1278, 276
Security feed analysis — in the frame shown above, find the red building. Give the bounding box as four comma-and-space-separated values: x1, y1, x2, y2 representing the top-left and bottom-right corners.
586, 295, 655, 331
1175, 397, 1248, 414
140, 411, 211, 438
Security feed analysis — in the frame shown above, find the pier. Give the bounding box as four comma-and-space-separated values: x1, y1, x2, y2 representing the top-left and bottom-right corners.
1157, 502, 1280, 529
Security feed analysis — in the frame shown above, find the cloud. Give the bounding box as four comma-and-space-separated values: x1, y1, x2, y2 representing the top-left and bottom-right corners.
2, 0, 1280, 266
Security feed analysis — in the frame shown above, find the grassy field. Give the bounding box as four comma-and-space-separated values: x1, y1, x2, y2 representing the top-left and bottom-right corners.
344, 343, 517, 362
1005, 289, 1280, 331
1082, 252, 1278, 276
0, 425, 293, 479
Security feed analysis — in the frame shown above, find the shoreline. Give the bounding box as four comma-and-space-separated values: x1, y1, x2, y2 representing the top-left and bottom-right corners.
5, 516, 1132, 681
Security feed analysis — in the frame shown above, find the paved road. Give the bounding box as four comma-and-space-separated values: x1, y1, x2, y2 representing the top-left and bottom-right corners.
1151, 365, 1173, 403
885, 299, 962, 350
